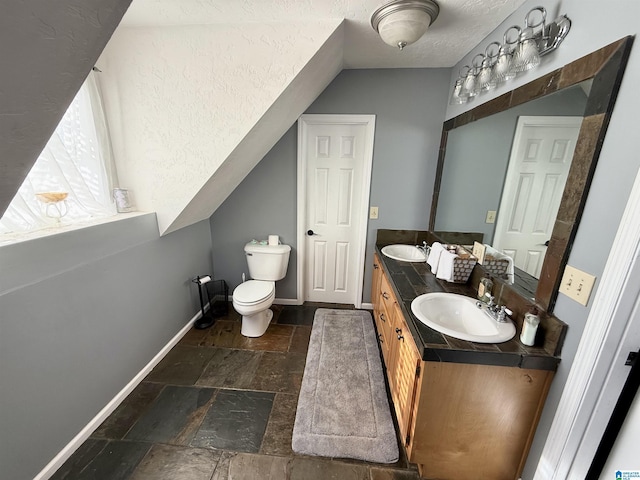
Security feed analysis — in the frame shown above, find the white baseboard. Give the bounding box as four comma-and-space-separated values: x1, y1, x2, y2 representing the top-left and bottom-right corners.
360, 302, 373, 310
34, 306, 205, 480
274, 297, 303, 305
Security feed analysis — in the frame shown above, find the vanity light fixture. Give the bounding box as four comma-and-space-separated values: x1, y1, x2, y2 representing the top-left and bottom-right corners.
450, 6, 571, 105
371, 0, 440, 50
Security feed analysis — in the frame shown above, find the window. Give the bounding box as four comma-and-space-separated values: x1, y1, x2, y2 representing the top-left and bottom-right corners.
0, 72, 118, 235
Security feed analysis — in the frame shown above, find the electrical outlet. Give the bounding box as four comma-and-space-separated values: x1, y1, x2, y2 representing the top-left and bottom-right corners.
559, 265, 596, 306
370, 206, 379, 219
485, 210, 497, 224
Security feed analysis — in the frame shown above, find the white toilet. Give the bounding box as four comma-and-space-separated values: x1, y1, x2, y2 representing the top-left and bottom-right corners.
232, 242, 291, 337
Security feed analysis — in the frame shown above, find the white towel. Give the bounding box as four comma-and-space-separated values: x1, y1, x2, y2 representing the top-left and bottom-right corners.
427, 242, 445, 274
436, 250, 458, 282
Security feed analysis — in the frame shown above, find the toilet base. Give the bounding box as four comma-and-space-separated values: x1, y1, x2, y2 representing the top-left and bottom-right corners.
241, 309, 273, 337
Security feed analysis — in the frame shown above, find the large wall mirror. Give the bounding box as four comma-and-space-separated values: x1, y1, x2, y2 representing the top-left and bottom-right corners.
430, 37, 633, 313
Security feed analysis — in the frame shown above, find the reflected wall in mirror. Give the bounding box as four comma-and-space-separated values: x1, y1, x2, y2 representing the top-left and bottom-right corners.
430, 37, 633, 313
435, 82, 590, 279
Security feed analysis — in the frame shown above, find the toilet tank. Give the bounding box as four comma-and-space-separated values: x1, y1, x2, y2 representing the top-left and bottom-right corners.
244, 243, 291, 281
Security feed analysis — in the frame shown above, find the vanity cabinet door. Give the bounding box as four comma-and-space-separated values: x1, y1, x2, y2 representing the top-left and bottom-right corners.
409, 362, 554, 480
372, 255, 382, 313
389, 301, 421, 447
378, 272, 399, 366
372, 255, 386, 348
372, 256, 390, 359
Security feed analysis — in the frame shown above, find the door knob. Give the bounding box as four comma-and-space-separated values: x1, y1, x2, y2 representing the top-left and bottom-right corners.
307, 230, 318, 236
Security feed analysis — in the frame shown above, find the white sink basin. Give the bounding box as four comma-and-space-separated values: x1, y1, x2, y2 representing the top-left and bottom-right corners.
411, 292, 516, 344
381, 244, 426, 262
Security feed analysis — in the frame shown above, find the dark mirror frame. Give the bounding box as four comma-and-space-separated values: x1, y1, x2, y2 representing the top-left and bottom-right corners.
430, 36, 633, 313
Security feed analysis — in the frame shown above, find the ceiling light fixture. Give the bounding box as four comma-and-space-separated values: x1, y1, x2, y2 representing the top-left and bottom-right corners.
371, 0, 440, 50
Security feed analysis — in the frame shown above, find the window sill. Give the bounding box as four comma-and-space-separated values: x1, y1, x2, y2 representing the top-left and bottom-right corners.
0, 212, 152, 247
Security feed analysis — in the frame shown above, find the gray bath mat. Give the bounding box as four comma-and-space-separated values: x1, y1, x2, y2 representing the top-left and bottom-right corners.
292, 308, 399, 463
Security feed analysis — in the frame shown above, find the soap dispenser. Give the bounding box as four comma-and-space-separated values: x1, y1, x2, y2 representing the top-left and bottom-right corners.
477, 277, 493, 303
520, 307, 540, 346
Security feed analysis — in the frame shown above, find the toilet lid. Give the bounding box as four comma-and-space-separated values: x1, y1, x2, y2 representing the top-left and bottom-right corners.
234, 280, 274, 305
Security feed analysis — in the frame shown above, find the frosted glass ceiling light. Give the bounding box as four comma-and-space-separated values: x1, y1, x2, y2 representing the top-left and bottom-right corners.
371, 0, 440, 50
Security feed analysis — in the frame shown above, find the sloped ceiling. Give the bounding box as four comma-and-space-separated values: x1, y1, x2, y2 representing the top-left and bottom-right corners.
1, 0, 527, 234
99, 0, 526, 235
0, 0, 133, 218
98, 20, 344, 234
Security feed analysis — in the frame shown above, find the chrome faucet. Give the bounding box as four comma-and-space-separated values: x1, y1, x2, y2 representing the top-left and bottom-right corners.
476, 295, 512, 323
416, 241, 430, 258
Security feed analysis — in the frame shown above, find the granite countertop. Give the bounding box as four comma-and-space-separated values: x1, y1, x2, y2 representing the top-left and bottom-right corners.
376, 245, 560, 371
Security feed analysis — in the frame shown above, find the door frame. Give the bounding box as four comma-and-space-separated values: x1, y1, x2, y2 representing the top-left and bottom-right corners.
535, 167, 640, 478
296, 114, 375, 308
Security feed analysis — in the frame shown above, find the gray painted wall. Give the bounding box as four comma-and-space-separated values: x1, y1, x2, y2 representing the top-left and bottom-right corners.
209, 127, 298, 298
434, 85, 587, 243
446, 1, 640, 478
0, 214, 212, 480
210, 68, 450, 302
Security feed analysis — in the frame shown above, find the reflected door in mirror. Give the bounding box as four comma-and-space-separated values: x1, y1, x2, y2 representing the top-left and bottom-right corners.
493, 116, 582, 278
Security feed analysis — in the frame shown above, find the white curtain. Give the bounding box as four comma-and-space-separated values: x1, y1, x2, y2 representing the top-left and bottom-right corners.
0, 71, 118, 234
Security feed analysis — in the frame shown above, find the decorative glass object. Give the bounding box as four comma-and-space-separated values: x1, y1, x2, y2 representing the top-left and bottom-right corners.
35, 192, 69, 222
113, 188, 135, 213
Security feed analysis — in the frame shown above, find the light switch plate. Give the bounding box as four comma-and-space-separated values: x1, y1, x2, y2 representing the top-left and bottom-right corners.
370, 206, 379, 219
559, 265, 596, 306
486, 210, 497, 224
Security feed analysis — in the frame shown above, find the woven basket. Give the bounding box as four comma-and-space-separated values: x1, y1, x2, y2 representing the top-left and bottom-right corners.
482, 255, 511, 278
443, 244, 477, 283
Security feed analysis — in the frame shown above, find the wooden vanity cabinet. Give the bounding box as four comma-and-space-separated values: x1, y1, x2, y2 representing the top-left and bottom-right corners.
372, 254, 554, 480
409, 362, 553, 479
388, 300, 421, 446
372, 254, 422, 446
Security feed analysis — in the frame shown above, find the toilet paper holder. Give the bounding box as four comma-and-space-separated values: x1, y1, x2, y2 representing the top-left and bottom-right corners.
191, 275, 228, 329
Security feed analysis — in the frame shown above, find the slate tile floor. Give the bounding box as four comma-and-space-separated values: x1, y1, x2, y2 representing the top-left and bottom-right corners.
52, 303, 420, 480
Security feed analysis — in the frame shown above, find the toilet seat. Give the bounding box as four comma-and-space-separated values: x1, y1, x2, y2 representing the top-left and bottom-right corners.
233, 280, 275, 306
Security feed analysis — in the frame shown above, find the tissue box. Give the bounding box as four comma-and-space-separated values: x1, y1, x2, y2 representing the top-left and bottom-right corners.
443, 244, 478, 283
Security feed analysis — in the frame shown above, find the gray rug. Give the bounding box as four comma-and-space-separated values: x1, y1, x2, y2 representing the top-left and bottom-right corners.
292, 308, 399, 463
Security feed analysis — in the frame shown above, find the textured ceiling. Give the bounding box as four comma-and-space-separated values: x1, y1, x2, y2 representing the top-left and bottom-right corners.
120, 0, 528, 68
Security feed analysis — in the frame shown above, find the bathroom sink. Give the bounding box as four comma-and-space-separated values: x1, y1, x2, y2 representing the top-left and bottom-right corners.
381, 244, 426, 262
411, 293, 516, 344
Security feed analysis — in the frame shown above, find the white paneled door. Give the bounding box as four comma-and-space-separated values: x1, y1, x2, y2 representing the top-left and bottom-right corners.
298, 115, 375, 306
493, 116, 582, 278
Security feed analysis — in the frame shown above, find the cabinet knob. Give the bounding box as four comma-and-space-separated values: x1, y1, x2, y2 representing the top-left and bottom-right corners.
382, 292, 390, 300
396, 328, 403, 341
378, 333, 384, 343
380, 313, 386, 322
374, 263, 379, 269
397, 333, 404, 341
